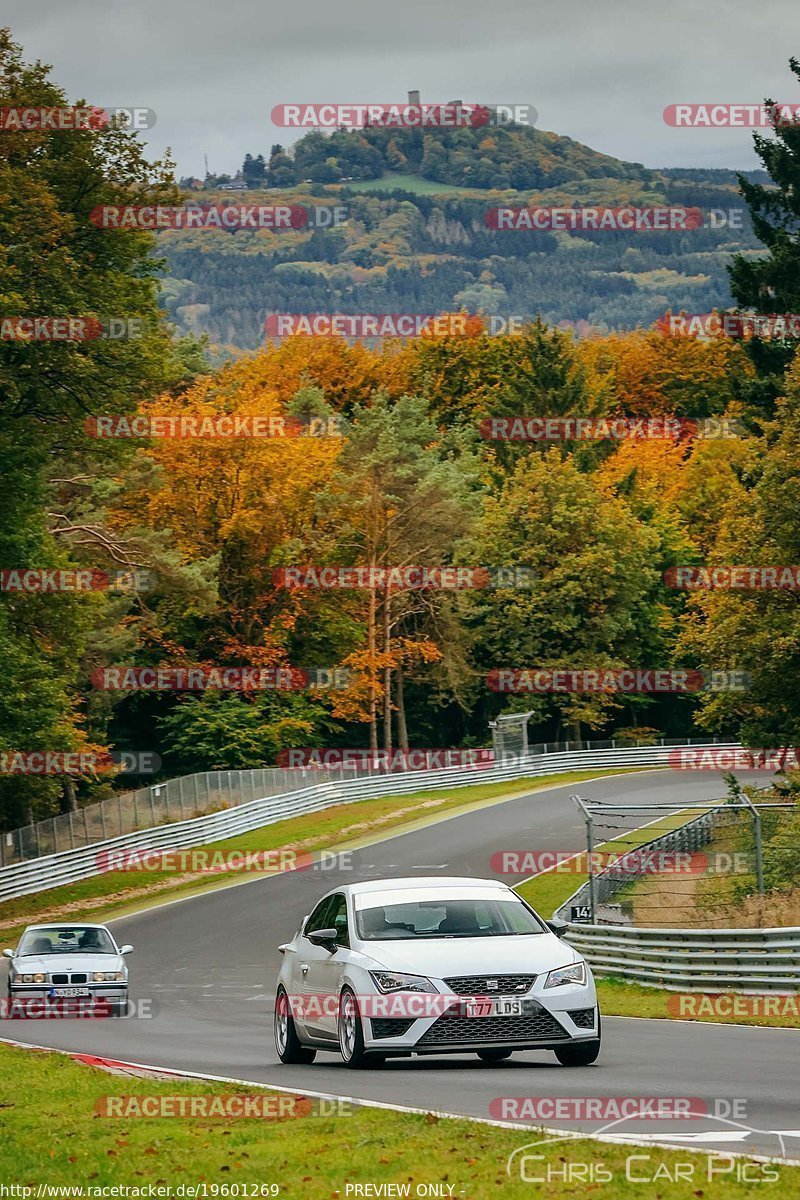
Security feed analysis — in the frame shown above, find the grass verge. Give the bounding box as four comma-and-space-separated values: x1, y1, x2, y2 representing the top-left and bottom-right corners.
514, 811, 800, 1029
0, 1041, 792, 1196
0, 768, 645, 946
593, 977, 800, 1028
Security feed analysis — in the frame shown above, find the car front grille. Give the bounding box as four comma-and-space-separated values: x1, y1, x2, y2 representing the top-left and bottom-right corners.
417, 1003, 567, 1046
443, 974, 536, 996
567, 1007, 596, 1029
71, 974, 88, 984
50, 973, 89, 985
370, 1018, 415, 1039
51, 974, 68, 985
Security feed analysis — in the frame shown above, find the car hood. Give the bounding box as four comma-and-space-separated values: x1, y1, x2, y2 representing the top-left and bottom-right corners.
12, 954, 125, 973
357, 933, 577, 978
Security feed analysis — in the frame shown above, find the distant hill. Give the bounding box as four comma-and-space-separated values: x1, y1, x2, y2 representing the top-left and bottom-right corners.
261, 121, 650, 191
164, 127, 764, 356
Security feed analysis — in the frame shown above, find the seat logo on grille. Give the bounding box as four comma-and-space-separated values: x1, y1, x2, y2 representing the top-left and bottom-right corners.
485, 979, 498, 989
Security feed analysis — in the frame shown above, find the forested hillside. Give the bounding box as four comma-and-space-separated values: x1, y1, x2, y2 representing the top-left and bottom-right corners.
166, 126, 764, 353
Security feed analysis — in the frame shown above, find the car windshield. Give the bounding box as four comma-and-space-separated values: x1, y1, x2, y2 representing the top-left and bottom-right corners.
356, 897, 546, 940
17, 927, 116, 956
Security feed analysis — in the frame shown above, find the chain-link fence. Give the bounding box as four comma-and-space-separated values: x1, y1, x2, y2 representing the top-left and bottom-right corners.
0, 767, 324, 867
1, 735, 730, 867
565, 793, 800, 929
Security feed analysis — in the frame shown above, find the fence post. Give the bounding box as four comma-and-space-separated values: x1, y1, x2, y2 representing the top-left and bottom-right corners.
586, 810, 597, 922
83, 808, 90, 845
149, 787, 157, 826
740, 792, 764, 895
100, 800, 107, 841
179, 776, 186, 818
68, 810, 75, 849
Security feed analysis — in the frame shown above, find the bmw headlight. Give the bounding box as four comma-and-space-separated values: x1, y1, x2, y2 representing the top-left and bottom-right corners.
33, 973, 46, 983
20, 974, 34, 984
93, 971, 124, 982
370, 971, 436, 993
544, 961, 586, 989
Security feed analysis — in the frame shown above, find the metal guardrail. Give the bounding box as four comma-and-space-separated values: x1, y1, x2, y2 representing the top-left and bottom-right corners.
0, 741, 738, 904
562, 923, 800, 993
1, 734, 731, 866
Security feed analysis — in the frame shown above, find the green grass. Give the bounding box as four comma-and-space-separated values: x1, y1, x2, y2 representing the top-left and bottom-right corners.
1, 1042, 793, 1196
339, 172, 491, 196
594, 977, 800, 1028
514, 811, 800, 1029
0, 768, 645, 947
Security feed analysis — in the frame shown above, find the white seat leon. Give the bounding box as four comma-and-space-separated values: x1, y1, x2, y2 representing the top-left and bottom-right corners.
274, 876, 600, 1068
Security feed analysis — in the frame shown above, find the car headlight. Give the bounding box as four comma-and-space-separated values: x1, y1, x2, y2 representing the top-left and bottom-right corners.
544, 961, 587, 989
93, 972, 124, 982
20, 974, 34, 984
32, 973, 46, 983
370, 971, 436, 994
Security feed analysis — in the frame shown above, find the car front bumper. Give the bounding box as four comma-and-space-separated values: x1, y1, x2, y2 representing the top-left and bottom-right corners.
5, 984, 128, 1016
360, 981, 598, 1054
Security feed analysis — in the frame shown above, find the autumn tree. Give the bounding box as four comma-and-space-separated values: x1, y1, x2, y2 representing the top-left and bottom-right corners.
680, 356, 800, 743
0, 29, 185, 825
473, 449, 662, 740
324, 393, 478, 751
108, 357, 349, 771
729, 57, 800, 411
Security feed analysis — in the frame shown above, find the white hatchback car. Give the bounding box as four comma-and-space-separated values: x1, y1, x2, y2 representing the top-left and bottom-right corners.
274, 877, 600, 1068
3, 923, 132, 1015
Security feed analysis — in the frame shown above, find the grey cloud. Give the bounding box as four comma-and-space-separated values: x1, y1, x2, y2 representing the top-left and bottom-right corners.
10, 0, 800, 175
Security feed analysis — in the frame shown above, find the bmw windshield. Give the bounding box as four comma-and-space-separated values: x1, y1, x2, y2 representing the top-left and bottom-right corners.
17, 927, 116, 956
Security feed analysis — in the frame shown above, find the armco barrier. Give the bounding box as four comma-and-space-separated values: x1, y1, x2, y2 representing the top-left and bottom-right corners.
561, 923, 800, 993
0, 742, 738, 904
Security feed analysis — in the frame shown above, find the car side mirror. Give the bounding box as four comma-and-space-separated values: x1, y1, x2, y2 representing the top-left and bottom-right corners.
546, 920, 568, 938
2, 949, 13, 959
307, 927, 339, 951
119, 945, 134, 955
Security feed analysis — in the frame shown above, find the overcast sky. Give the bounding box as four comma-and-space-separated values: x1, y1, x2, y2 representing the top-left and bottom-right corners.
11, 1, 800, 177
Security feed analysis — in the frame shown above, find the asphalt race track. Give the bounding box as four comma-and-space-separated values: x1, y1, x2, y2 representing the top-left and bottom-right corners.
3, 768, 799, 1160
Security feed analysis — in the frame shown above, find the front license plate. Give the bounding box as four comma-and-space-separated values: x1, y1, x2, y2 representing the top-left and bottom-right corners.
52, 987, 90, 997
465, 998, 523, 1018
495, 998, 523, 1016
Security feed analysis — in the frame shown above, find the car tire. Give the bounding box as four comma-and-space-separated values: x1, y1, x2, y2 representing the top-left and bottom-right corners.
274, 987, 317, 1064
338, 988, 384, 1069
554, 1017, 601, 1066
476, 1048, 513, 1063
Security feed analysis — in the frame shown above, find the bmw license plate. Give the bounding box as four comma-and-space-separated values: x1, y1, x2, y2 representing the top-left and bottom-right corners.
53, 987, 90, 997
465, 997, 523, 1018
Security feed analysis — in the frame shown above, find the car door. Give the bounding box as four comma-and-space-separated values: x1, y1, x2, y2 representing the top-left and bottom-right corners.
289, 895, 336, 1040
302, 892, 350, 1040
